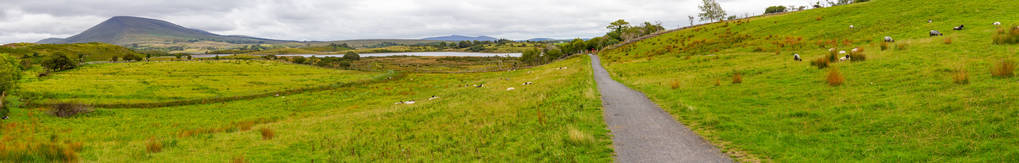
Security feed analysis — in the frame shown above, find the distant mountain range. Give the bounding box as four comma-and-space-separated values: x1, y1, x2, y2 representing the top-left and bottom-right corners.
422, 35, 499, 42
38, 16, 289, 45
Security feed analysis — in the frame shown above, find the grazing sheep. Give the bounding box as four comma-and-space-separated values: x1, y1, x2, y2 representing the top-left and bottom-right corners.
851, 48, 860, 53
928, 19, 933, 23
953, 25, 965, 30
884, 36, 895, 42
506, 87, 516, 91
793, 54, 802, 61
428, 96, 439, 101
523, 82, 534, 85
395, 101, 404, 105
930, 30, 943, 37
849, 25, 855, 29
2, 115, 7, 120
839, 55, 851, 61
993, 22, 1001, 26
839, 51, 847, 55
405, 100, 416, 104
475, 84, 484, 88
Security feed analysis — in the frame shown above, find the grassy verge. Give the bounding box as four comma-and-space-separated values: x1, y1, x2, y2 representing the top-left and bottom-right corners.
0, 55, 612, 162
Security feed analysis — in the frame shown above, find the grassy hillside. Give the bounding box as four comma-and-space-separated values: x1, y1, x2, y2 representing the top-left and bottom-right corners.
1, 56, 611, 162
0, 42, 142, 61
600, 0, 1019, 161
18, 60, 381, 105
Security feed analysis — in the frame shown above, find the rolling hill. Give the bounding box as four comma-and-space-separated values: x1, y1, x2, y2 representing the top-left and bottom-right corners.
599, 0, 1019, 161
423, 35, 499, 41
38, 16, 290, 45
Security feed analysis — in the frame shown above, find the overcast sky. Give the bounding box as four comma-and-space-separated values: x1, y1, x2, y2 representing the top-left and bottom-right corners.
0, 0, 816, 44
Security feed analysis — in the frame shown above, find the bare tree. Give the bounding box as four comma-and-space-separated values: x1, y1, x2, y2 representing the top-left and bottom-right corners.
698, 0, 727, 22
688, 16, 695, 26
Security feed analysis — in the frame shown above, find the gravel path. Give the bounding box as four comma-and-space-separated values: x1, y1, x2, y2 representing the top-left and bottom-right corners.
589, 54, 732, 163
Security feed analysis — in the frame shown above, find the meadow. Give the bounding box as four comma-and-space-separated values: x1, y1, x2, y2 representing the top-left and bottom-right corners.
600, 0, 1019, 161
18, 60, 381, 105
0, 55, 612, 162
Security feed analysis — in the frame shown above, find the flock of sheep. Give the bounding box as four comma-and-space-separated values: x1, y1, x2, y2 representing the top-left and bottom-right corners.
793, 20, 1006, 62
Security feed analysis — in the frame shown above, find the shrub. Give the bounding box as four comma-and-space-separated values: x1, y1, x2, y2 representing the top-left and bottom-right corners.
343, 51, 360, 61
896, 43, 907, 50
993, 25, 1019, 44
880, 42, 889, 51
991, 59, 1016, 78
146, 138, 162, 153
849, 47, 866, 62
259, 128, 275, 140
765, 6, 787, 14
49, 103, 90, 118
944, 37, 952, 44
732, 73, 743, 84
41, 54, 77, 72
953, 67, 969, 84
811, 57, 830, 69
827, 68, 844, 86
670, 80, 680, 89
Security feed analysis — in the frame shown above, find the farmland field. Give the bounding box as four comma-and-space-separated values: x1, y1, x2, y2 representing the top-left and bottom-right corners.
599, 0, 1019, 161
18, 60, 382, 105
1, 55, 612, 162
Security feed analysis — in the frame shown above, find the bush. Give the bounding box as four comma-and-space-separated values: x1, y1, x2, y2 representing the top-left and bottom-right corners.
991, 59, 1016, 78
944, 37, 952, 44
670, 80, 680, 89
953, 67, 969, 84
146, 138, 162, 153
49, 103, 90, 118
732, 73, 743, 84
41, 54, 77, 72
993, 25, 1019, 44
880, 42, 889, 51
811, 57, 830, 69
259, 128, 275, 140
765, 6, 787, 14
849, 47, 866, 62
343, 51, 360, 61
121, 54, 143, 61
827, 68, 845, 86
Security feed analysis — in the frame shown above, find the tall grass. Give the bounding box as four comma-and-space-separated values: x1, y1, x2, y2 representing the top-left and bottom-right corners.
146, 138, 163, 153
732, 73, 743, 84
992, 25, 1019, 44
259, 128, 275, 140
826, 68, 844, 86
953, 66, 969, 84
991, 59, 1016, 78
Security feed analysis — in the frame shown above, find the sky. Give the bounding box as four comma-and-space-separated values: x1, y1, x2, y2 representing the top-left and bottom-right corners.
0, 0, 817, 44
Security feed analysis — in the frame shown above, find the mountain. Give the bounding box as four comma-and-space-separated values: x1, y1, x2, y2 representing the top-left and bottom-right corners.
423, 35, 499, 41
39, 16, 290, 45
526, 38, 556, 42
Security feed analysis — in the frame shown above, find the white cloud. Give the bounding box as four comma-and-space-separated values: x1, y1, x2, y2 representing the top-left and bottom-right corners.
0, 0, 815, 44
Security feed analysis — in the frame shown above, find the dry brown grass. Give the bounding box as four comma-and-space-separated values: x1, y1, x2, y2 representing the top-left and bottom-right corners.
670, 80, 681, 89
896, 43, 908, 50
714, 79, 721, 86
991, 59, 1016, 78
811, 57, 830, 69
953, 67, 969, 84
944, 37, 953, 44
146, 138, 162, 153
565, 127, 594, 145
732, 73, 743, 84
259, 128, 275, 140
231, 155, 246, 163
880, 42, 889, 51
827, 68, 845, 86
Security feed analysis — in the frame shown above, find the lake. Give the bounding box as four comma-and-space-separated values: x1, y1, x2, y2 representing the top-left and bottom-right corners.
192, 52, 521, 58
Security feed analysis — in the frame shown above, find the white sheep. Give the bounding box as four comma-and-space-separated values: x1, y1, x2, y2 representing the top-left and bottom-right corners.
405, 100, 416, 104
849, 25, 855, 29
793, 54, 802, 61
523, 82, 534, 85
2, 115, 7, 120
993, 22, 1001, 26
851, 48, 859, 53
428, 96, 439, 100
839, 55, 851, 62
884, 36, 894, 42
506, 87, 516, 91
839, 51, 847, 55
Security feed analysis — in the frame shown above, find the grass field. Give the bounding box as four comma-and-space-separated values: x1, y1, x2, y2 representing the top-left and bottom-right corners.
350, 56, 523, 73
1, 55, 612, 162
18, 60, 381, 105
0, 42, 142, 62
599, 0, 1019, 161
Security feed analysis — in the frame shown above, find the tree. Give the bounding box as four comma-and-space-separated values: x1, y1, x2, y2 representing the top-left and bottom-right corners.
688, 16, 695, 26
343, 51, 360, 61
765, 6, 787, 14
698, 0, 726, 22
606, 19, 630, 33
0, 54, 19, 114
42, 53, 77, 72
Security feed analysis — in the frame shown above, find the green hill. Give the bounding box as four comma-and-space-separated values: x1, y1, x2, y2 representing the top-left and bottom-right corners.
0, 42, 141, 61
600, 0, 1018, 161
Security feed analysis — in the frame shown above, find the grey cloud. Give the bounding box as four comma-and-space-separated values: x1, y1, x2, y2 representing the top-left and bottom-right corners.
1, 0, 814, 44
